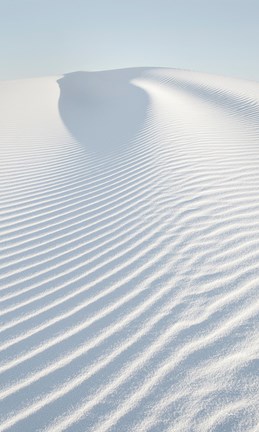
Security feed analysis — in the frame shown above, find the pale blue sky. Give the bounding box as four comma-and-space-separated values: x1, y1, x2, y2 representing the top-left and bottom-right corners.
0, 0, 258, 81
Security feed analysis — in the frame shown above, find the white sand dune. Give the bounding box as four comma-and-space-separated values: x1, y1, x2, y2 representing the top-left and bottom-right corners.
0, 67, 259, 432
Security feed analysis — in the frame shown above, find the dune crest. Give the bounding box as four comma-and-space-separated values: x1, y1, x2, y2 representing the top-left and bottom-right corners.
0, 68, 259, 432
58, 69, 149, 156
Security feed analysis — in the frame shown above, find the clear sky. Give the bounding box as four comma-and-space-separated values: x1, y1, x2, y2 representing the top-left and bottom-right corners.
0, 0, 258, 81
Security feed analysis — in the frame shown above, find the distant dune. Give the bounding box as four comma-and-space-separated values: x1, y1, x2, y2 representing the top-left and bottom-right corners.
0, 68, 259, 432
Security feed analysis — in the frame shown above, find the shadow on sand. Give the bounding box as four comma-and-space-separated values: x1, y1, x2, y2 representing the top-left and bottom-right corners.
57, 68, 150, 156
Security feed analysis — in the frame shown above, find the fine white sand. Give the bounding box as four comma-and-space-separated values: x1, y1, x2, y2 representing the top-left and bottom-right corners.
0, 68, 259, 431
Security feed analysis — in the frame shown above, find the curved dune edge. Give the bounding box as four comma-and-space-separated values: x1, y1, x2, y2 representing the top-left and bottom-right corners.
0, 68, 259, 432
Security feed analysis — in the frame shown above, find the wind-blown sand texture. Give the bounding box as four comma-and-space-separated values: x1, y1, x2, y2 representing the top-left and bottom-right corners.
0, 68, 259, 432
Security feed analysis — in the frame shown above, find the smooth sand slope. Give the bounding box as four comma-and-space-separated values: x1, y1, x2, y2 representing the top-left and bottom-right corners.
0, 68, 259, 431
